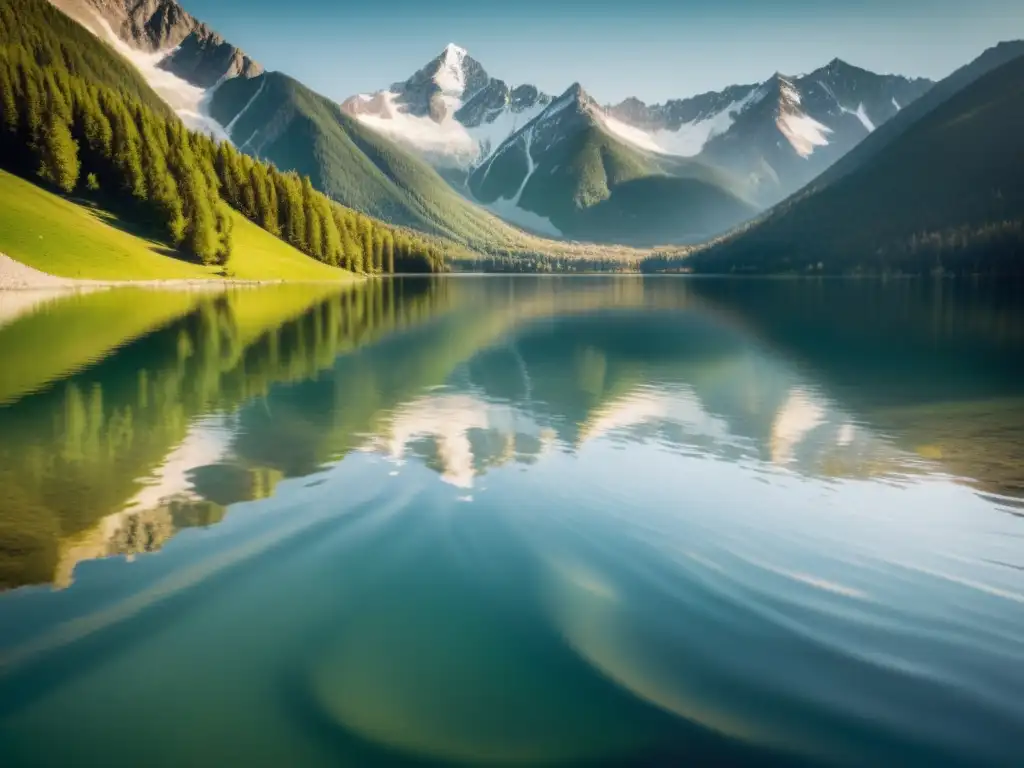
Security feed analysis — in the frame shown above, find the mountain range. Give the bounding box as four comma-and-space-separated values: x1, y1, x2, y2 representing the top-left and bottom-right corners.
34, 0, 1024, 267
342, 42, 932, 242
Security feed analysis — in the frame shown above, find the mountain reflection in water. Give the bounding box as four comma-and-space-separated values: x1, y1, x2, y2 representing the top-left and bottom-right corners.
0, 277, 1022, 767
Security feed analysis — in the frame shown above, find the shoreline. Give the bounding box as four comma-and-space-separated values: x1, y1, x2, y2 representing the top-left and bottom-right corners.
0, 252, 357, 291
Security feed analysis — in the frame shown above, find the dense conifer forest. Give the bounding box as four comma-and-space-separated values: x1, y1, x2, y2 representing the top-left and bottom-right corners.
0, 0, 447, 274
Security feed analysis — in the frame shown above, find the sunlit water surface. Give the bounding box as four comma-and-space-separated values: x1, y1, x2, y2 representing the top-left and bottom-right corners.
1, 277, 1023, 767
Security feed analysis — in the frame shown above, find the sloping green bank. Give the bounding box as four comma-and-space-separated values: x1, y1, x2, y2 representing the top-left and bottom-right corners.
0, 170, 352, 282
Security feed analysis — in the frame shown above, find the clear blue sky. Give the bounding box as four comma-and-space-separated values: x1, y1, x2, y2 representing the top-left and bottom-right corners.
181, 0, 1024, 103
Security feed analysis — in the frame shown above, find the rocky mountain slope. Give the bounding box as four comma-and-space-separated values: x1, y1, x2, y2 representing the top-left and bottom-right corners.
341, 44, 551, 170
51, 0, 261, 86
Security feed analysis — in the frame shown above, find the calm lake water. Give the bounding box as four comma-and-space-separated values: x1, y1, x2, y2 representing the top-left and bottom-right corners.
1, 276, 1023, 767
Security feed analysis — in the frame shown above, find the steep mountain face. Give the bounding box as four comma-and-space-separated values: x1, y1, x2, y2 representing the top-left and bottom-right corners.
607, 60, 932, 205
678, 46, 1024, 275
466, 83, 757, 243
341, 44, 550, 169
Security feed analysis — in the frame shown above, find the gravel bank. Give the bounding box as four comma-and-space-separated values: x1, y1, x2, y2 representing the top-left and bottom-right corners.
0, 253, 82, 289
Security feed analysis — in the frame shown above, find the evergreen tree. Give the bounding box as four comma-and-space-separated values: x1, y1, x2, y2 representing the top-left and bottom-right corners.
384, 231, 395, 274
37, 115, 79, 192
252, 163, 279, 235
319, 197, 341, 266
0, 57, 18, 137
168, 132, 220, 264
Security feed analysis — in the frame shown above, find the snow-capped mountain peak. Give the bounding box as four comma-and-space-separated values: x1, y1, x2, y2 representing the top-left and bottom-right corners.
340, 44, 550, 170
431, 42, 474, 97
443, 42, 467, 58
437, 42, 469, 90
542, 82, 592, 118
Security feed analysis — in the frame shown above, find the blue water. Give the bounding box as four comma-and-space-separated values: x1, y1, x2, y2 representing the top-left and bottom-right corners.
0, 277, 1023, 766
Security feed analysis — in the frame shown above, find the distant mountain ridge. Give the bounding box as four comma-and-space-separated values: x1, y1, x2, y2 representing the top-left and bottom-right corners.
805, 40, 1024, 193
605, 58, 932, 205
659, 43, 1024, 275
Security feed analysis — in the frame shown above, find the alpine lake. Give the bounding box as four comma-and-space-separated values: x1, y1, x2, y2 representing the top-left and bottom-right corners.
0, 276, 1023, 767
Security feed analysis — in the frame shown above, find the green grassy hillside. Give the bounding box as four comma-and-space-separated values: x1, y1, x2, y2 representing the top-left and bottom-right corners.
661, 52, 1024, 275
0, 169, 351, 281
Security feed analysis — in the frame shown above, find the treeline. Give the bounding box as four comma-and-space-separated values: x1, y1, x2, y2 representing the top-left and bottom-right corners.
460, 251, 641, 273
640, 218, 1024, 277
0, 0, 446, 273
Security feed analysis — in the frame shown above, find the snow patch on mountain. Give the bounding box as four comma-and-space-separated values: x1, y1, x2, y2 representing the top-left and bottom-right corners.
355, 92, 478, 163
779, 77, 803, 106
599, 113, 663, 152
352, 90, 545, 168
817, 80, 875, 133
853, 104, 876, 132
775, 75, 832, 157
467, 101, 547, 164
512, 127, 537, 203
436, 43, 469, 96
605, 88, 763, 157
653, 90, 761, 156
90, 14, 230, 142
777, 111, 832, 158
345, 44, 549, 168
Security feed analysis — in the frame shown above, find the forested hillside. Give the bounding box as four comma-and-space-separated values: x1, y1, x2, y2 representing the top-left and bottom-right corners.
208, 70, 534, 251
0, 0, 447, 274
